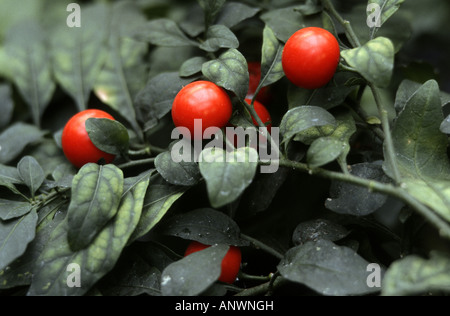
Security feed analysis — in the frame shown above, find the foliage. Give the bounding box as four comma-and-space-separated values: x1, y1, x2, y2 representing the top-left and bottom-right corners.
0, 0, 450, 297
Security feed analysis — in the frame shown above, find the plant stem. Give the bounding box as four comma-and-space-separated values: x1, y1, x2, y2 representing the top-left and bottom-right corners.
117, 158, 155, 169
369, 83, 402, 184
241, 233, 284, 260
322, 0, 361, 47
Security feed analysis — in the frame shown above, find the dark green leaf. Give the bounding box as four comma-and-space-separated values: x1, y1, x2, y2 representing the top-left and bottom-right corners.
51, 3, 109, 111
161, 244, 229, 296
292, 219, 350, 246
260, 6, 304, 42
197, 0, 227, 28
215, 2, 260, 29
260, 25, 285, 88
307, 137, 347, 169
133, 18, 197, 47
17, 156, 45, 197
135, 72, 194, 121
155, 151, 201, 187
202, 48, 249, 100
326, 163, 391, 216
130, 182, 186, 243
94, 1, 149, 138
280, 106, 337, 145
179, 57, 208, 78
199, 25, 239, 52
160, 208, 249, 247
86, 118, 130, 156
0, 199, 33, 221
0, 123, 45, 164
0, 21, 55, 126
389, 80, 450, 220
28, 175, 148, 296
0, 84, 13, 129
67, 164, 124, 251
382, 252, 450, 296
0, 210, 38, 271
199, 147, 258, 208
341, 37, 395, 88
278, 239, 382, 296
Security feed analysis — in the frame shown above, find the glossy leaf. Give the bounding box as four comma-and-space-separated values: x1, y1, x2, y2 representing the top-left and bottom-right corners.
0, 199, 33, 221
341, 37, 395, 88
202, 48, 249, 100
199, 25, 239, 52
0, 210, 38, 271
260, 25, 285, 88
389, 80, 450, 220
160, 208, 249, 247
155, 151, 201, 187
51, 3, 109, 111
161, 244, 229, 296
134, 18, 197, 47
382, 252, 450, 296
215, 2, 260, 29
28, 175, 148, 296
307, 137, 347, 169
0, 123, 45, 164
199, 147, 258, 208
86, 118, 130, 156
278, 239, 382, 296
17, 156, 45, 198
67, 164, 124, 251
0, 21, 55, 126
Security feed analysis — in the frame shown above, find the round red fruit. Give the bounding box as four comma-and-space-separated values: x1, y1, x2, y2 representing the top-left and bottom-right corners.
172, 81, 233, 139
282, 27, 340, 90
62, 109, 116, 168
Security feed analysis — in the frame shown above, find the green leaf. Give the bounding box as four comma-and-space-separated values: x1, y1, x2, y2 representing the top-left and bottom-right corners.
199, 25, 239, 52
0, 123, 45, 164
341, 37, 394, 88
0, 21, 55, 126
280, 106, 337, 145
50, 3, 109, 111
160, 208, 249, 247
199, 147, 259, 208
0, 84, 14, 129
202, 48, 249, 100
307, 137, 347, 169
133, 18, 197, 47
389, 80, 450, 220
260, 25, 285, 89
197, 0, 227, 28
135, 72, 194, 121
155, 151, 201, 187
130, 180, 186, 243
17, 156, 45, 198
93, 1, 149, 139
368, 0, 405, 28
161, 244, 229, 296
0, 210, 38, 271
326, 163, 391, 216
28, 175, 148, 296
260, 6, 304, 42
382, 252, 450, 296
215, 2, 260, 29
292, 219, 350, 246
67, 164, 124, 251
86, 118, 130, 157
179, 56, 208, 78
0, 199, 33, 221
278, 239, 382, 296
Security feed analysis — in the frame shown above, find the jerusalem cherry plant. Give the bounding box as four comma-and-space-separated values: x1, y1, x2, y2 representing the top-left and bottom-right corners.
0, 0, 450, 297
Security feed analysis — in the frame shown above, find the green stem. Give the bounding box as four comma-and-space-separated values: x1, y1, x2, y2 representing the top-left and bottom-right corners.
369, 83, 402, 184
322, 0, 361, 47
241, 233, 284, 260
117, 158, 155, 169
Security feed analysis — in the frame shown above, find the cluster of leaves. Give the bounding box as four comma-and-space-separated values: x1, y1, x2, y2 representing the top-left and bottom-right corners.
0, 0, 450, 297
